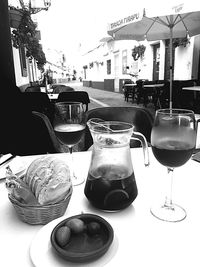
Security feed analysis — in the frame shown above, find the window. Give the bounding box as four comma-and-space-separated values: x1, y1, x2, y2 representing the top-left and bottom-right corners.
107, 59, 111, 75
19, 45, 27, 77
122, 50, 128, 74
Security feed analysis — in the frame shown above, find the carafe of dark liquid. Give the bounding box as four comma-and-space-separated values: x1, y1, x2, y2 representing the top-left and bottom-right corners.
84, 119, 149, 211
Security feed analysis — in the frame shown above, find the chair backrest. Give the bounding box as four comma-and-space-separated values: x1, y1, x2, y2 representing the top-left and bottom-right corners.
84, 106, 154, 150
52, 85, 75, 94
25, 86, 41, 92
4, 110, 68, 156
57, 91, 90, 111
31, 111, 69, 154
22, 92, 53, 121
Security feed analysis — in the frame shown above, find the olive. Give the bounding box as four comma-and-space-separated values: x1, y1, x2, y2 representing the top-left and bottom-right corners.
87, 221, 101, 235
66, 218, 85, 234
55, 226, 71, 247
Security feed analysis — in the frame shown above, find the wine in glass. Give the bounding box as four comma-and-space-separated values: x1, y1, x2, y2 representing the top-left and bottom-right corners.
150, 109, 196, 222
54, 102, 86, 186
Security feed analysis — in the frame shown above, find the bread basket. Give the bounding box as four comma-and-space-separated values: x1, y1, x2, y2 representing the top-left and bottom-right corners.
8, 186, 72, 225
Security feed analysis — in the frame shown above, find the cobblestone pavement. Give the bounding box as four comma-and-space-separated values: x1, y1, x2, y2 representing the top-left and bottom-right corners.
66, 81, 156, 117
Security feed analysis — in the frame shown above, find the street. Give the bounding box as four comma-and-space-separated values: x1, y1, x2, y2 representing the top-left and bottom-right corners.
65, 81, 155, 116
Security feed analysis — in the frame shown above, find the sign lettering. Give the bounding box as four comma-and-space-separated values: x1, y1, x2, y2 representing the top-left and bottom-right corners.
110, 13, 140, 30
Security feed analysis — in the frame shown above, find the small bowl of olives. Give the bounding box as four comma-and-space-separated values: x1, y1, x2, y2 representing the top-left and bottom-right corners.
50, 213, 114, 263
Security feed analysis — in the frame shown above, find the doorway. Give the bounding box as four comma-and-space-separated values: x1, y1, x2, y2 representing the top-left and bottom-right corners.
152, 43, 160, 80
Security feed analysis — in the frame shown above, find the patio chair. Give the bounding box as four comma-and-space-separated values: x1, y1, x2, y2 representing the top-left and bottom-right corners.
25, 85, 41, 92
1, 110, 67, 156
57, 91, 90, 111
52, 84, 75, 94
22, 92, 54, 122
84, 106, 154, 150
32, 111, 85, 153
122, 79, 136, 102
31, 111, 69, 153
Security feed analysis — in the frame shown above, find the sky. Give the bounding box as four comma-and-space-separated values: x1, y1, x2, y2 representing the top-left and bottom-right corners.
34, 0, 145, 62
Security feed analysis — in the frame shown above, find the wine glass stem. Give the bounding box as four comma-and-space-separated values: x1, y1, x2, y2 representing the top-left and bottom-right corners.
69, 147, 76, 179
164, 167, 174, 208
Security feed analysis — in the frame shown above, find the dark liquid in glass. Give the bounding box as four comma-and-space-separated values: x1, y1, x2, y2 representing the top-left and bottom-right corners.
152, 140, 194, 168
54, 124, 85, 146
84, 164, 138, 211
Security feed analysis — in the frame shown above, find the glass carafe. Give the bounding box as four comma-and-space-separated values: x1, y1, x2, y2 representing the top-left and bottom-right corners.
84, 119, 149, 211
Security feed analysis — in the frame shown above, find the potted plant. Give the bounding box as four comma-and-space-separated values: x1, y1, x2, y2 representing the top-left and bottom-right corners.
132, 44, 146, 61
11, 9, 46, 71
173, 36, 190, 48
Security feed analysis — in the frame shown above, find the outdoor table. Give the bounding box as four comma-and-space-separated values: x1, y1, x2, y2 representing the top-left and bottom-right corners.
143, 83, 164, 108
47, 93, 59, 102
182, 85, 200, 99
124, 83, 136, 87
0, 148, 200, 267
182, 86, 200, 91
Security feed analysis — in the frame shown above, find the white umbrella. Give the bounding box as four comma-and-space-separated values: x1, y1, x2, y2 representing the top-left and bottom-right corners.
107, 2, 200, 108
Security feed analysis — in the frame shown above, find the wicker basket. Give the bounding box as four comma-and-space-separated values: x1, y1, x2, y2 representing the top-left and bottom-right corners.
8, 187, 73, 225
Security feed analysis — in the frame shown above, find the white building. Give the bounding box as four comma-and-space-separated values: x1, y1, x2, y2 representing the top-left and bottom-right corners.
82, 35, 200, 93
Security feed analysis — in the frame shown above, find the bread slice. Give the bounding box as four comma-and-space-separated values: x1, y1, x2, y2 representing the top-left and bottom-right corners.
25, 156, 72, 205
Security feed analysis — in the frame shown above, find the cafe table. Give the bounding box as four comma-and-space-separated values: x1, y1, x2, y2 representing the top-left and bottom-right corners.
143, 83, 164, 108
0, 148, 200, 267
47, 93, 59, 102
182, 85, 200, 99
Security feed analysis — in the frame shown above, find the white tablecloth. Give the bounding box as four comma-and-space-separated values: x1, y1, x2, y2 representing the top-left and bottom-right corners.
0, 148, 200, 267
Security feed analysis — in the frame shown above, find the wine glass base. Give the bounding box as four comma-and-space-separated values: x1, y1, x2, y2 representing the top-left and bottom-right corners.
150, 203, 187, 222
71, 175, 85, 186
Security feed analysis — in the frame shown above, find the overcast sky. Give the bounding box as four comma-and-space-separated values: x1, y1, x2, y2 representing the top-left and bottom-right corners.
35, 0, 145, 59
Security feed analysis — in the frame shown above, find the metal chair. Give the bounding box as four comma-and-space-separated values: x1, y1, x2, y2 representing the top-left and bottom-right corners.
123, 80, 136, 102
22, 92, 54, 122
52, 84, 75, 94
25, 86, 41, 92
84, 106, 154, 150
57, 91, 90, 111
31, 111, 68, 153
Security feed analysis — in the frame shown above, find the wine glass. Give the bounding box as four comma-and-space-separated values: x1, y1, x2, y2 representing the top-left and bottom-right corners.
53, 102, 86, 186
150, 109, 196, 222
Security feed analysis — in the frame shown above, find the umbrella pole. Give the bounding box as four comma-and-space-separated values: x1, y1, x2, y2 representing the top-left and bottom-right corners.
169, 27, 173, 109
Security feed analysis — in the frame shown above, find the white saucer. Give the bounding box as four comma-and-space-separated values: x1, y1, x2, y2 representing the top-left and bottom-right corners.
0, 156, 25, 180
29, 216, 118, 267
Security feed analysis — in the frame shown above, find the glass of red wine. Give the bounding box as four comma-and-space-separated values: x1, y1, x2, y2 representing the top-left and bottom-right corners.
54, 102, 86, 186
150, 109, 196, 222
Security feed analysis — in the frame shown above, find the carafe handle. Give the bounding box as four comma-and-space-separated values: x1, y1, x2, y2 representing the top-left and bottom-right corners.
131, 132, 150, 167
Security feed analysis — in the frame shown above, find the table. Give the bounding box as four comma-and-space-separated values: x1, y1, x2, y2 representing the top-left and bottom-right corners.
124, 83, 136, 87
1, 148, 200, 267
47, 93, 59, 102
182, 86, 200, 100
182, 86, 200, 91
143, 84, 164, 108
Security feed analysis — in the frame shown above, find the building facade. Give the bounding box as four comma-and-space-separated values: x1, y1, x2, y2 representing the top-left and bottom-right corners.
82, 35, 200, 93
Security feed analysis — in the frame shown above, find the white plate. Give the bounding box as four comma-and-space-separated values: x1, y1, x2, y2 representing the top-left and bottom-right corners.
0, 156, 26, 179
30, 216, 118, 267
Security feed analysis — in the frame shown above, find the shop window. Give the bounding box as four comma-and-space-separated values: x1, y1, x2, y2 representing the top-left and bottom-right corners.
19, 45, 27, 77
107, 59, 111, 75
